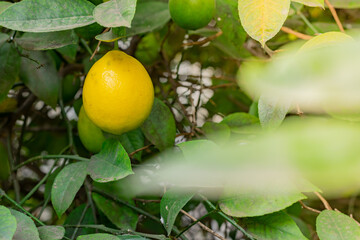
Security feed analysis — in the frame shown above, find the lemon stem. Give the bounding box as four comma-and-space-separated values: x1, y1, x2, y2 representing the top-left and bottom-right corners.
114, 40, 119, 50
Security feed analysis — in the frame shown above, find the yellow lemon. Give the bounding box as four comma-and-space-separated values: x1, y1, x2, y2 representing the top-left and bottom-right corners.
82, 50, 154, 135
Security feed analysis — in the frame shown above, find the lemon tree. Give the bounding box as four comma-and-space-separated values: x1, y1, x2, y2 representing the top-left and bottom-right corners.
1, 0, 360, 240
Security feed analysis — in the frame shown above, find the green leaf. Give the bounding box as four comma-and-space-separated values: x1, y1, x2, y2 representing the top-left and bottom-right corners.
103, 1, 171, 41
44, 168, 62, 201
37, 226, 65, 240
64, 204, 96, 238
10, 209, 40, 240
292, 0, 324, 7
0, 33, 8, 47
77, 234, 119, 240
238, 0, 290, 46
117, 235, 148, 240
219, 190, 306, 217
221, 112, 259, 131
87, 139, 134, 183
15, 30, 78, 51
93, 0, 137, 28
202, 122, 231, 144
92, 193, 138, 230
51, 162, 88, 217
178, 140, 218, 159
258, 95, 290, 129
0, 2, 11, 15
95, 28, 126, 42
214, 0, 247, 59
20, 51, 60, 108
316, 210, 360, 240
116, 128, 145, 161
160, 189, 194, 235
299, 32, 353, 52
0, 42, 20, 102
0, 0, 95, 32
329, 0, 360, 8
244, 211, 308, 240
142, 98, 176, 151
56, 44, 78, 63
0, 206, 17, 240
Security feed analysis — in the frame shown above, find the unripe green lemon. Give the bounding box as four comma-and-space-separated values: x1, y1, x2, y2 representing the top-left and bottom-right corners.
169, 0, 216, 30
78, 106, 106, 153
62, 74, 81, 103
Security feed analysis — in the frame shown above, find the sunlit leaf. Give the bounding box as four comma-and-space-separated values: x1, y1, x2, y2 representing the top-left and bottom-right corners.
238, 0, 290, 46
292, 0, 324, 7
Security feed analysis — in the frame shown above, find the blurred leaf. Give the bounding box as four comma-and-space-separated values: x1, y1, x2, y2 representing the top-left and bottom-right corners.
10, 209, 40, 240
92, 193, 138, 230
15, 30, 78, 50
64, 204, 96, 238
202, 122, 231, 144
51, 162, 88, 217
37, 226, 65, 240
249, 101, 259, 117
329, 0, 360, 8
238, 0, 290, 46
160, 189, 194, 235
219, 189, 306, 217
0, 97, 17, 113
116, 128, 145, 161
316, 210, 360, 240
20, 51, 60, 108
292, 0, 324, 7
299, 32, 353, 51
87, 139, 133, 182
77, 234, 119, 240
258, 95, 290, 129
142, 98, 176, 151
0, 42, 20, 102
243, 211, 307, 240
214, 0, 247, 59
0, 206, 16, 240
221, 112, 259, 131
0, 0, 95, 32
178, 140, 218, 159
0, 2, 11, 15
0, 143, 10, 180
93, 0, 136, 28
135, 32, 161, 65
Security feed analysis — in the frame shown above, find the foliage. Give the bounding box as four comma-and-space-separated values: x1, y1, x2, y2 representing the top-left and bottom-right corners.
1, 0, 360, 239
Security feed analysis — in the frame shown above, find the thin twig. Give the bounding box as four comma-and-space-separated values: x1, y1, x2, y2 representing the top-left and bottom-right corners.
314, 192, 332, 210
180, 209, 226, 240
299, 200, 321, 214
325, 0, 345, 32
281, 26, 313, 40
129, 144, 152, 157
182, 30, 223, 47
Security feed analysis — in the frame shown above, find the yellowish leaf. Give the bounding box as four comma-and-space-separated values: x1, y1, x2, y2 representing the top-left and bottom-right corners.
238, 0, 290, 47
292, 0, 324, 7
